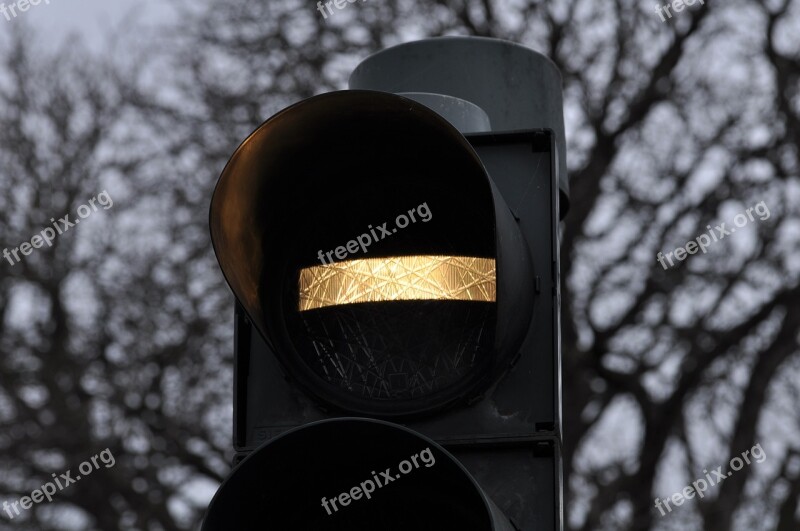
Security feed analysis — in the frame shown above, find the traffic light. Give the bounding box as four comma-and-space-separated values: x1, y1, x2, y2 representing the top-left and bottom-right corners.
204, 37, 567, 530
202, 417, 519, 530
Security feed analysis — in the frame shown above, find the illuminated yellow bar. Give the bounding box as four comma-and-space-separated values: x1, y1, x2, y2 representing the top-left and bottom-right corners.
298, 255, 496, 311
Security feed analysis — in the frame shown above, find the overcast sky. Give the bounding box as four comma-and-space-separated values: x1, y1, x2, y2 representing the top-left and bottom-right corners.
4, 0, 174, 49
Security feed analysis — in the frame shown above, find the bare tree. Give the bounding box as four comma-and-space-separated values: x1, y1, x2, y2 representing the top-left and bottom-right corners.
2, 0, 799, 529
153, 1, 800, 529
0, 24, 231, 530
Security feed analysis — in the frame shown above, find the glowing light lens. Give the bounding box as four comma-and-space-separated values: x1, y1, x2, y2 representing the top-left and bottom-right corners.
298, 255, 496, 311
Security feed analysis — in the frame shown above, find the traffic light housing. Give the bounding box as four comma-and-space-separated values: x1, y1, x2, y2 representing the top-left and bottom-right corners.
203, 418, 518, 530
206, 37, 566, 530
210, 90, 536, 419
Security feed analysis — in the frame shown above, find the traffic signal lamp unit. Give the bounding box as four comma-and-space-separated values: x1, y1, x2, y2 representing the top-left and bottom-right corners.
204, 37, 568, 530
